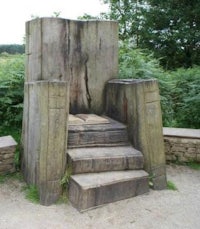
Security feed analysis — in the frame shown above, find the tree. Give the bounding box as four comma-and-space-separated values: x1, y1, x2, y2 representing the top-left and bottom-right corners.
103, 0, 146, 45
103, 0, 200, 69
140, 0, 200, 69
0, 44, 25, 54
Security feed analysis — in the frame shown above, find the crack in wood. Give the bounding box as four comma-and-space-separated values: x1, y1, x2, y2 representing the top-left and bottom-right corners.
84, 55, 92, 109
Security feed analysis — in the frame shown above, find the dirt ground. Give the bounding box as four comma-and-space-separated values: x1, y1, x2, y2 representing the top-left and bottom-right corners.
0, 164, 200, 229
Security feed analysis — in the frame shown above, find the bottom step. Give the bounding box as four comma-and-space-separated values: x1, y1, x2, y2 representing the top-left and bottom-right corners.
69, 170, 149, 212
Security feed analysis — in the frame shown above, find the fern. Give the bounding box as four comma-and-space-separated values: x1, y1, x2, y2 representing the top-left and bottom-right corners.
0, 54, 24, 128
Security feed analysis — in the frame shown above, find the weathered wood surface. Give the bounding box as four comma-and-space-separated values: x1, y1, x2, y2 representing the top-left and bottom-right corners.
106, 79, 167, 190
69, 170, 149, 212
68, 117, 129, 148
25, 18, 118, 114
67, 146, 144, 174
23, 17, 118, 205
22, 81, 69, 205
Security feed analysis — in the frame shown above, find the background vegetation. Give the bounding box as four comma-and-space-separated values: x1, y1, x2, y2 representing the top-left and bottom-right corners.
0, 54, 24, 128
0, 53, 24, 169
0, 44, 25, 54
0, 1, 199, 170
102, 0, 200, 70
81, 0, 200, 128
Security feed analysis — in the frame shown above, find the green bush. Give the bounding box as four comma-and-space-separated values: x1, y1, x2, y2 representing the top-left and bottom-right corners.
0, 54, 24, 128
119, 43, 163, 79
170, 67, 200, 128
0, 48, 199, 134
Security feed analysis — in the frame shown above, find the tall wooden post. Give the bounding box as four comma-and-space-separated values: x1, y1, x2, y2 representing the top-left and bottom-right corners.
22, 18, 118, 205
22, 18, 70, 205
22, 81, 69, 205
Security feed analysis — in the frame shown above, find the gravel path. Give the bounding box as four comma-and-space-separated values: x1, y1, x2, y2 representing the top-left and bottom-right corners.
0, 164, 200, 229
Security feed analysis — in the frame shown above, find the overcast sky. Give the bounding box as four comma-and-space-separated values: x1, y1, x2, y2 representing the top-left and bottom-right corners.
0, 0, 108, 44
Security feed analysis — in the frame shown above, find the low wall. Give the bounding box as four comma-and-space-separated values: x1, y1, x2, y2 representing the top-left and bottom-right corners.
163, 128, 200, 163
0, 136, 17, 175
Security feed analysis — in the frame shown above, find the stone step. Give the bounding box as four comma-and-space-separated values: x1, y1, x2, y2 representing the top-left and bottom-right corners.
68, 116, 129, 148
67, 146, 144, 174
69, 170, 149, 212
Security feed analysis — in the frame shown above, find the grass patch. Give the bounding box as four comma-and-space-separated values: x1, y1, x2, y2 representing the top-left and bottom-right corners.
0, 171, 39, 204
0, 172, 23, 184
0, 175, 6, 183
24, 185, 39, 204
56, 166, 72, 204
60, 166, 72, 189
167, 180, 178, 191
170, 161, 200, 171
56, 191, 69, 205
186, 162, 200, 170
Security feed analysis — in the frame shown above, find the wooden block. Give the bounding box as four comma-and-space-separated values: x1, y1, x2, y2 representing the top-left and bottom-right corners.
22, 81, 69, 206
67, 146, 144, 174
68, 117, 129, 148
69, 170, 149, 211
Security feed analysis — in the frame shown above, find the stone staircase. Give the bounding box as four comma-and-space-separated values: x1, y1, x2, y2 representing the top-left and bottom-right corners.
67, 115, 149, 212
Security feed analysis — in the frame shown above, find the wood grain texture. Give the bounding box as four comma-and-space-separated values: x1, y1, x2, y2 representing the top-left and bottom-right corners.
25, 18, 118, 114
106, 79, 167, 189
23, 18, 118, 205
67, 20, 118, 114
22, 81, 69, 205
69, 170, 149, 212
68, 117, 129, 148
67, 146, 144, 174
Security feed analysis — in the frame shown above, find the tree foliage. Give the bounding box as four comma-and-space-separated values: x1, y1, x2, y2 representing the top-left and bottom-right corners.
169, 67, 200, 128
103, 0, 146, 43
119, 42, 163, 79
103, 0, 200, 69
0, 44, 25, 54
141, 0, 200, 69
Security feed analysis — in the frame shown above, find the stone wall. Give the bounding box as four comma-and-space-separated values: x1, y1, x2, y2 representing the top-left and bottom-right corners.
0, 136, 17, 175
163, 127, 200, 163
